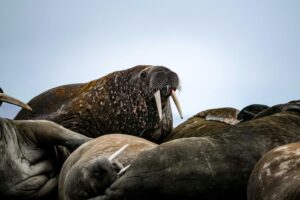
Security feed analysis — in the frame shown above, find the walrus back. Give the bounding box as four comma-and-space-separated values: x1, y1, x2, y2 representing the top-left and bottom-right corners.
15, 83, 84, 120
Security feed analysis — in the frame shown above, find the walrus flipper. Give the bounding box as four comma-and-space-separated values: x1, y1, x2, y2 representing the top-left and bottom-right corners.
254, 103, 300, 120
15, 83, 84, 120
14, 120, 91, 151
237, 104, 269, 121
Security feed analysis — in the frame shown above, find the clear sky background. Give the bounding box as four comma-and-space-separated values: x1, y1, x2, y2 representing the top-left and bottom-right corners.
0, 0, 299, 126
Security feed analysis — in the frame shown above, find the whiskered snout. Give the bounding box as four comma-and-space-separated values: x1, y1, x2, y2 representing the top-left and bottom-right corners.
147, 67, 183, 121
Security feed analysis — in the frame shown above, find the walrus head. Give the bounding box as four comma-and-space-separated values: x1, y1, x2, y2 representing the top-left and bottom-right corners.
0, 88, 32, 110
132, 66, 183, 120
63, 145, 130, 199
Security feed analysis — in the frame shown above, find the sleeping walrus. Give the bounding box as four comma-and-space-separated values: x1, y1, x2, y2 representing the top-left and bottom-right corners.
59, 134, 157, 200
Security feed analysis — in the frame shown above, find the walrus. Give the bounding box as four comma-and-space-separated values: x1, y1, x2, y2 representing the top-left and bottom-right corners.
96, 102, 300, 200
15, 65, 183, 143
248, 142, 300, 200
166, 102, 296, 142
0, 89, 90, 199
237, 104, 270, 121
250, 101, 300, 121
58, 134, 157, 200
164, 107, 239, 141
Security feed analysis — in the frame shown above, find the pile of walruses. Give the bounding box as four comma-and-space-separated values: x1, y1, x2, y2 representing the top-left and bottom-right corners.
1, 65, 300, 200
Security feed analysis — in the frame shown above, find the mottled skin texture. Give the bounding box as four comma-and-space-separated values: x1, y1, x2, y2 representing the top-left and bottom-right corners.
0, 119, 90, 200
59, 134, 157, 200
15, 65, 179, 143
98, 108, 300, 200
248, 142, 300, 200
164, 107, 239, 142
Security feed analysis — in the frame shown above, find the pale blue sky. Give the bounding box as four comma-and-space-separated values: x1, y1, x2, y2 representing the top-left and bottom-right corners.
0, 0, 299, 125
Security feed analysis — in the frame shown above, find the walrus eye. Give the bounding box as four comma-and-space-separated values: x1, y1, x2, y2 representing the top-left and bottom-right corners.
140, 71, 147, 78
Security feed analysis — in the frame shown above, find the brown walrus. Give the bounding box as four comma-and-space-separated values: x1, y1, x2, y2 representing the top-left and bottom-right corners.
248, 142, 300, 200
15, 65, 183, 143
58, 134, 157, 200
164, 107, 239, 141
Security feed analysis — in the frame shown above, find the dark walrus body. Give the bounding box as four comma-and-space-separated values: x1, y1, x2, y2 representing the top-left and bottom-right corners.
99, 109, 300, 200
15, 65, 182, 143
164, 107, 239, 141
0, 89, 90, 199
0, 118, 90, 200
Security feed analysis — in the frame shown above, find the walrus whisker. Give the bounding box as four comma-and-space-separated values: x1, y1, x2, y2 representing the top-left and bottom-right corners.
154, 90, 163, 121
171, 90, 183, 119
118, 165, 131, 176
108, 144, 129, 162
0, 92, 32, 111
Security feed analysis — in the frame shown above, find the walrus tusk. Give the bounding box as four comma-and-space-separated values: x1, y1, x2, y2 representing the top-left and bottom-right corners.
108, 144, 129, 162
118, 165, 131, 176
171, 90, 183, 119
154, 90, 163, 121
0, 93, 32, 111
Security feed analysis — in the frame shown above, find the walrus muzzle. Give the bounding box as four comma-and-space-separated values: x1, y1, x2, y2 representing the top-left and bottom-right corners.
145, 66, 183, 121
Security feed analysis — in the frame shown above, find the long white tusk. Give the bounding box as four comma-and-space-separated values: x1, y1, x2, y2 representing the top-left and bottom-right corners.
118, 165, 131, 176
171, 90, 183, 119
154, 90, 163, 121
0, 93, 32, 111
108, 144, 129, 162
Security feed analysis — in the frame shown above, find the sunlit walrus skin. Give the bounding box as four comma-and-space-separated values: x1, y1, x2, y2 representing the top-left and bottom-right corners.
15, 65, 183, 143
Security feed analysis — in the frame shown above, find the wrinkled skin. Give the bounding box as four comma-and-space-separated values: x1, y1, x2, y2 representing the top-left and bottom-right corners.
248, 142, 300, 200
59, 134, 157, 200
15, 65, 180, 143
97, 104, 300, 200
0, 118, 90, 200
164, 107, 239, 141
